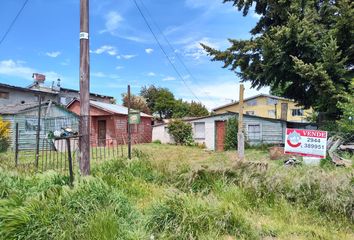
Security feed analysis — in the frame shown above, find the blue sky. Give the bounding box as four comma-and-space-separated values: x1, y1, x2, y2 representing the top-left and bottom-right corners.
0, 0, 269, 109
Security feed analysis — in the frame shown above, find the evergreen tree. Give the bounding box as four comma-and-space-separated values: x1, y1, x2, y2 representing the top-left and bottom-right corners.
202, 0, 353, 119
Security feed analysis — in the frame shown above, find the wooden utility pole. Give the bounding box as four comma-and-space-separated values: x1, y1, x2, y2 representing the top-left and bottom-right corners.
127, 85, 132, 159
237, 84, 245, 161
79, 0, 90, 175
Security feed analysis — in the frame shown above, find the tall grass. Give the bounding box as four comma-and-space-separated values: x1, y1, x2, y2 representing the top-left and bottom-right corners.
0, 146, 353, 239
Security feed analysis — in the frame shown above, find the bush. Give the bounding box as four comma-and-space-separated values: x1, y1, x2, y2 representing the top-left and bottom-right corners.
224, 117, 238, 150
0, 117, 10, 152
152, 139, 161, 144
167, 119, 194, 145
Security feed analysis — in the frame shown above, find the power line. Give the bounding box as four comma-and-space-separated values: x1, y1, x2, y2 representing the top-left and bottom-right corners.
0, 0, 30, 47
138, 0, 212, 101
132, 0, 202, 103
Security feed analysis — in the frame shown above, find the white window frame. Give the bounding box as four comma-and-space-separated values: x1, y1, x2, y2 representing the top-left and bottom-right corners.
194, 122, 205, 139
246, 99, 257, 106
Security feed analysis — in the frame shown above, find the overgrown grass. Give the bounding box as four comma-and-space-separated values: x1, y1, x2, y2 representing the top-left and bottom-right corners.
0, 144, 353, 239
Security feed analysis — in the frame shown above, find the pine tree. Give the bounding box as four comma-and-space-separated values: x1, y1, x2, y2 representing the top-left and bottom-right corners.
203, 0, 353, 119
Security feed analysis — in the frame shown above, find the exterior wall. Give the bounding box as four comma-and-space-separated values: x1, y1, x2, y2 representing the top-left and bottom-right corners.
68, 101, 109, 116
0, 86, 58, 106
152, 124, 174, 144
214, 96, 312, 122
2, 106, 79, 150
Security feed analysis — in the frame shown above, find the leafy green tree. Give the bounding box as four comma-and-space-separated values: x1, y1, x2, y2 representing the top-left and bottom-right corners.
337, 81, 354, 134
167, 119, 193, 145
140, 85, 175, 119
189, 101, 209, 117
224, 117, 238, 151
122, 94, 151, 114
202, 0, 353, 119
173, 99, 191, 118
0, 117, 10, 152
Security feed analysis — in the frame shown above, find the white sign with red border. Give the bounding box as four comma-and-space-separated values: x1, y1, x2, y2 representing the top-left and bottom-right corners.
284, 128, 328, 158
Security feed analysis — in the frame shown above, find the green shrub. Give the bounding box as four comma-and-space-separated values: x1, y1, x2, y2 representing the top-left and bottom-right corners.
224, 117, 238, 150
152, 139, 161, 144
167, 119, 194, 145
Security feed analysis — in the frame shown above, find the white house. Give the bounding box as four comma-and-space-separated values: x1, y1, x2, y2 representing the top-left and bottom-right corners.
152, 112, 288, 151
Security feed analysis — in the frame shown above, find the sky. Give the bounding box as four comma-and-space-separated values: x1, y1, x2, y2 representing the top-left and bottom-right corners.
0, 0, 269, 110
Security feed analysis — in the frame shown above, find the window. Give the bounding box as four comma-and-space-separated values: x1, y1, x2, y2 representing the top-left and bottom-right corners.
246, 99, 257, 106
194, 122, 205, 139
0, 91, 9, 99
292, 109, 304, 116
268, 110, 275, 118
267, 97, 278, 105
25, 119, 40, 132
247, 124, 261, 140
246, 111, 255, 115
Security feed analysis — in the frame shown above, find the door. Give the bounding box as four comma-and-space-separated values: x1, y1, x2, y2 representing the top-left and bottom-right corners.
281, 103, 288, 120
215, 121, 226, 151
98, 120, 106, 146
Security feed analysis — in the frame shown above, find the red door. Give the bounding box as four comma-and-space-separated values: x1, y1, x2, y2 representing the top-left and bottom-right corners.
98, 120, 106, 146
215, 121, 226, 151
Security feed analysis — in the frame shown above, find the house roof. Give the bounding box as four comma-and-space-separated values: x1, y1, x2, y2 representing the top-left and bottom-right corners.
0, 83, 56, 95
212, 93, 294, 111
1, 82, 114, 99
67, 99, 152, 118
0, 101, 78, 116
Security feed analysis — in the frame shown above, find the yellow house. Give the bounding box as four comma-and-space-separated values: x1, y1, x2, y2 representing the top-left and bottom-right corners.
213, 94, 313, 122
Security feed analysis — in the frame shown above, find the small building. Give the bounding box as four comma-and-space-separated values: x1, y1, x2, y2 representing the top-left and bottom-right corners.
213, 94, 313, 123
0, 79, 114, 106
152, 112, 287, 151
67, 100, 153, 146
0, 101, 79, 150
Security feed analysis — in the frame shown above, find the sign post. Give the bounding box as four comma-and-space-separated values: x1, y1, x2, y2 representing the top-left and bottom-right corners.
284, 128, 328, 158
128, 110, 141, 125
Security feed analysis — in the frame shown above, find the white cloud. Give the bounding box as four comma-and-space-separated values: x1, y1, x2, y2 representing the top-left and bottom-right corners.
147, 72, 156, 77
92, 71, 119, 79
176, 79, 270, 110
145, 48, 154, 54
115, 65, 124, 70
162, 76, 176, 81
0, 59, 61, 81
252, 12, 261, 19
121, 54, 137, 60
100, 11, 123, 34
92, 72, 106, 78
182, 37, 226, 60
92, 45, 117, 56
185, 0, 219, 9
46, 51, 61, 58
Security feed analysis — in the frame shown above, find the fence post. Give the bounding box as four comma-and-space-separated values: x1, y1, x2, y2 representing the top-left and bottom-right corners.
35, 96, 42, 169
66, 138, 74, 186
14, 123, 19, 167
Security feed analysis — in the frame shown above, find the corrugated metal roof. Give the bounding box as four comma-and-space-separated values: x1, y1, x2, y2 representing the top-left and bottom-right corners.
90, 101, 152, 117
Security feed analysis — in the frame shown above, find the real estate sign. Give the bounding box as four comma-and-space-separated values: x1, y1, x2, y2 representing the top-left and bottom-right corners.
284, 128, 327, 158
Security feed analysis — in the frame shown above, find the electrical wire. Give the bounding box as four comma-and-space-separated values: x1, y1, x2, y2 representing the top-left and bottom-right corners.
0, 0, 30, 47
132, 0, 202, 103
138, 0, 213, 100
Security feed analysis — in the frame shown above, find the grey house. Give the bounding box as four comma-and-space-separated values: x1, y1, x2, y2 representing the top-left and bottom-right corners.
0, 79, 114, 106
0, 101, 79, 150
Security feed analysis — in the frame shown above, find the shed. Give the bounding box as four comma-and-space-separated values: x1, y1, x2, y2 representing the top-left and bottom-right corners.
152, 112, 287, 151
0, 101, 79, 150
67, 100, 153, 146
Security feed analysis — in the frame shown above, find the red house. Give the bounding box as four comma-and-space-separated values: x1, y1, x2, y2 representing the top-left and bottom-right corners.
67, 100, 153, 146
